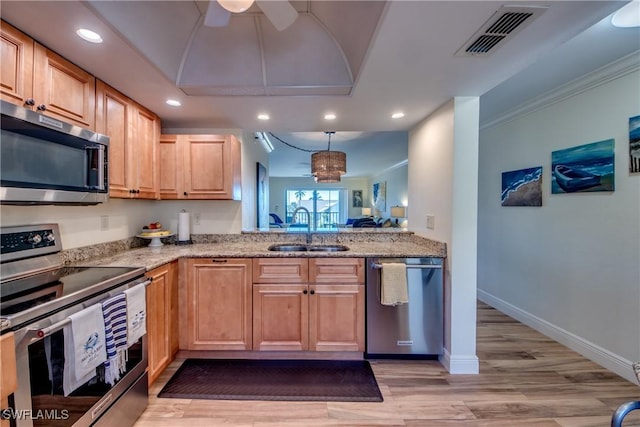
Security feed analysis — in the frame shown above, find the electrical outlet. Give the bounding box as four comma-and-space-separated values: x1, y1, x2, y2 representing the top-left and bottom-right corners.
100, 215, 109, 231
426, 215, 435, 230
194, 213, 201, 225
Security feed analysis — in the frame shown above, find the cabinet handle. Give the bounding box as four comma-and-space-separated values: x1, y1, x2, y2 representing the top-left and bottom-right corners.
24, 98, 35, 106
303, 289, 308, 295
37, 104, 47, 111
135, 189, 140, 194
129, 189, 135, 194
211, 259, 227, 263
309, 289, 315, 295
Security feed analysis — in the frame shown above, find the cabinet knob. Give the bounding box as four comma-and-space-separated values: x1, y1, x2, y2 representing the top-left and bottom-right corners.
37, 104, 47, 111
309, 289, 315, 295
303, 289, 308, 295
129, 189, 135, 194
24, 98, 35, 106
184, 192, 188, 196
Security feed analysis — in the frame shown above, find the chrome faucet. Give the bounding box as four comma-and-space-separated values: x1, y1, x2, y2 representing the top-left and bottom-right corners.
292, 206, 312, 243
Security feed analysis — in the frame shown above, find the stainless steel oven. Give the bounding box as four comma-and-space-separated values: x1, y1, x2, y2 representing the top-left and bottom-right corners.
1, 224, 148, 427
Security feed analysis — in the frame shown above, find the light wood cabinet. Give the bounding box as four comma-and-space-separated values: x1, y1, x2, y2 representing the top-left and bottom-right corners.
182, 258, 252, 350
0, 332, 17, 427
159, 134, 241, 200
96, 80, 160, 199
1, 21, 33, 107
252, 258, 365, 352
145, 262, 178, 385
1, 21, 95, 129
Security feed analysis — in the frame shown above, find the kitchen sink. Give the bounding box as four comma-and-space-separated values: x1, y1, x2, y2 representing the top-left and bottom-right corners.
267, 244, 309, 252
307, 245, 350, 252
267, 244, 350, 252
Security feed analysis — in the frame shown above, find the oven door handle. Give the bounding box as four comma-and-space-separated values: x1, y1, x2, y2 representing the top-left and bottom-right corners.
29, 279, 152, 339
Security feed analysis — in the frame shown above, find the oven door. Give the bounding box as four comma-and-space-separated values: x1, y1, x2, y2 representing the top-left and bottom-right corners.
9, 283, 148, 427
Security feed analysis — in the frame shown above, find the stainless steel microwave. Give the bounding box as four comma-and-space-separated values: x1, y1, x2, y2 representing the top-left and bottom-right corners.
1, 100, 109, 205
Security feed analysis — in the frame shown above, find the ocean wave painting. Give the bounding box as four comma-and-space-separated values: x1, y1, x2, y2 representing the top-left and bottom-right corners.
551, 139, 615, 194
630, 115, 640, 174
501, 166, 542, 207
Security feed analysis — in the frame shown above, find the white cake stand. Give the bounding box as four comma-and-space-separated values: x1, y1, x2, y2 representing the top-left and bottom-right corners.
136, 232, 174, 247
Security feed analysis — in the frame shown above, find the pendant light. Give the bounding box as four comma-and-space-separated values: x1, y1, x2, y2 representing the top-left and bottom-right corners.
311, 131, 346, 183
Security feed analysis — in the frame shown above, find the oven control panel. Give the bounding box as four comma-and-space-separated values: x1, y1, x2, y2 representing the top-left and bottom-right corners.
1, 226, 58, 255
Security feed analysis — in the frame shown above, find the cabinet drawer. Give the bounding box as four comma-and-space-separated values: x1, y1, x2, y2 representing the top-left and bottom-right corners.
309, 258, 364, 283
253, 258, 308, 283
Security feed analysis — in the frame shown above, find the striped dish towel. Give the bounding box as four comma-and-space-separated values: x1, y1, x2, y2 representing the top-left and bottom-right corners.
101, 293, 128, 385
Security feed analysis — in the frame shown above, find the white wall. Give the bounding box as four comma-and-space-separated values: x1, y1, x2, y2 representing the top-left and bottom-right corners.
477, 64, 640, 382
408, 97, 480, 374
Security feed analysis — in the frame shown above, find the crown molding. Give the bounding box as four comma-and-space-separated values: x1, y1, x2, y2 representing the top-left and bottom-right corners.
480, 51, 640, 130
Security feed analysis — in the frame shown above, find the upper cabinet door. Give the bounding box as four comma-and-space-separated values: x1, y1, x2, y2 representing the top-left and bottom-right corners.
159, 134, 242, 200
132, 103, 160, 199
33, 43, 95, 129
0, 21, 34, 107
96, 81, 133, 198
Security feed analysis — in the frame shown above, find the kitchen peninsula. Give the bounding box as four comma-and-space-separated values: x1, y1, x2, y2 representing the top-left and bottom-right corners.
62, 230, 446, 385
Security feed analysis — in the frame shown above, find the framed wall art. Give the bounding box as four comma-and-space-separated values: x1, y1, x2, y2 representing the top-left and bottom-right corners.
551, 139, 615, 194
630, 115, 640, 174
501, 166, 542, 206
352, 189, 363, 207
373, 181, 386, 212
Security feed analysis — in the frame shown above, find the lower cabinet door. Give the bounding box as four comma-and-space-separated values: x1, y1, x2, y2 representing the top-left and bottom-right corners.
309, 283, 365, 352
184, 258, 252, 350
253, 284, 308, 351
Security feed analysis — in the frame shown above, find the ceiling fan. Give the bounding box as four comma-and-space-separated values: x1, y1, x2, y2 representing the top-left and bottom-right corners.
204, 0, 299, 31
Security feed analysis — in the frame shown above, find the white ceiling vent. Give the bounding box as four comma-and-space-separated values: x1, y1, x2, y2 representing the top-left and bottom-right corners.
456, 6, 547, 56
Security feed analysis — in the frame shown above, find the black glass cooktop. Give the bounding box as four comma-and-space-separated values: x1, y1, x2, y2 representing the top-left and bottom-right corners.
0, 266, 145, 330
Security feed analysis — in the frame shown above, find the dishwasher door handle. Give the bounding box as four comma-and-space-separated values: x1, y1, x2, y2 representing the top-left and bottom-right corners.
370, 262, 442, 270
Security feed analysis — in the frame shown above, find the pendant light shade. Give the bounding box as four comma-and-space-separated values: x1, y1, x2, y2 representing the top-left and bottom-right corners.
311, 131, 346, 183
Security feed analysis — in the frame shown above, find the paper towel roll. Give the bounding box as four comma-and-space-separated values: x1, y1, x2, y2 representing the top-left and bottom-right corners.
178, 211, 190, 241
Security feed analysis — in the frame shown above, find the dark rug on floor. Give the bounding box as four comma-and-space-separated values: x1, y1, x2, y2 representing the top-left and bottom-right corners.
158, 359, 383, 402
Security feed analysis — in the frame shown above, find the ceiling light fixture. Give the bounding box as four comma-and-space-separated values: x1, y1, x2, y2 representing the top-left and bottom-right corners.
166, 99, 181, 107
311, 131, 346, 183
324, 113, 336, 120
76, 28, 103, 43
257, 113, 270, 121
612, 0, 640, 28
217, 0, 254, 13
391, 112, 405, 119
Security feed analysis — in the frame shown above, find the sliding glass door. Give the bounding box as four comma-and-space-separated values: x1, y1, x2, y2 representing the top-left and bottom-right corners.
285, 189, 345, 229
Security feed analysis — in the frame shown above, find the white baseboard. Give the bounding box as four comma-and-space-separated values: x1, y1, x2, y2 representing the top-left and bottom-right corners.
440, 348, 480, 374
478, 289, 637, 384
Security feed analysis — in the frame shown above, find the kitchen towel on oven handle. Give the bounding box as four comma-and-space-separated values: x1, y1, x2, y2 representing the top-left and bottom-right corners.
63, 303, 107, 396
101, 292, 128, 386
124, 283, 146, 347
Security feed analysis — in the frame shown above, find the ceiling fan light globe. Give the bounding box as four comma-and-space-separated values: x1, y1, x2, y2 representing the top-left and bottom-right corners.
218, 0, 254, 13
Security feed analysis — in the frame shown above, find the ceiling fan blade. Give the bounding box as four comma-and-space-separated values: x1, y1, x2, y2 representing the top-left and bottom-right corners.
204, 1, 231, 27
256, 0, 298, 31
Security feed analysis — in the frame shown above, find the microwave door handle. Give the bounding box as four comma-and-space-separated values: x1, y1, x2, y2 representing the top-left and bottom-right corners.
86, 145, 106, 190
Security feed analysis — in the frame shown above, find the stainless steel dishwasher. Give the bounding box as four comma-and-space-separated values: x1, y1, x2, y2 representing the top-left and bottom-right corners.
365, 257, 444, 358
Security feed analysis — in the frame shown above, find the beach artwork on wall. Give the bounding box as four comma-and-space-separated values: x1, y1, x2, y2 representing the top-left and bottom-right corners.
551, 139, 615, 194
373, 181, 386, 212
630, 115, 640, 174
501, 167, 542, 206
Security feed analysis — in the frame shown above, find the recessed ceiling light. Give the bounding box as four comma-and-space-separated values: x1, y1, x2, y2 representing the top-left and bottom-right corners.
324, 113, 336, 120
166, 99, 181, 107
257, 113, 270, 121
76, 28, 103, 44
391, 112, 405, 119
612, 0, 640, 28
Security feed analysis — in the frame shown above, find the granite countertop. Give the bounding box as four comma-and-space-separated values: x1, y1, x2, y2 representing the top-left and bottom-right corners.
75, 234, 446, 271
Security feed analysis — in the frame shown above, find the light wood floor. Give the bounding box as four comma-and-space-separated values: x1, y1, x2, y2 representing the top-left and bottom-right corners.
134, 301, 640, 426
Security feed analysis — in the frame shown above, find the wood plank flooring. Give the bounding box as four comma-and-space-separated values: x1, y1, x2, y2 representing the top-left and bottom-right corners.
134, 301, 640, 426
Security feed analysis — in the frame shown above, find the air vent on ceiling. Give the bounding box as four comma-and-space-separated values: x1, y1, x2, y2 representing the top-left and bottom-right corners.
456, 6, 547, 57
